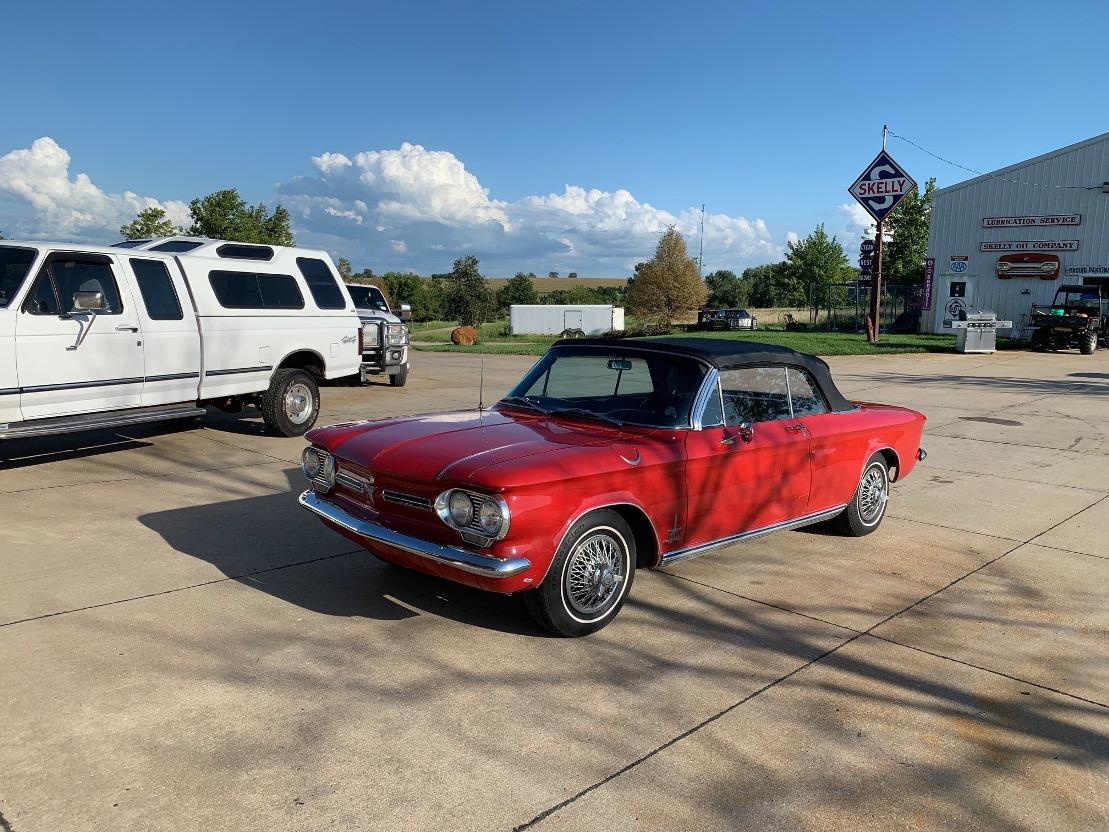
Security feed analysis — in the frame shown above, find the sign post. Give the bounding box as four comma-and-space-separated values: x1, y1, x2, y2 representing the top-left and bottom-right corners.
848, 129, 917, 342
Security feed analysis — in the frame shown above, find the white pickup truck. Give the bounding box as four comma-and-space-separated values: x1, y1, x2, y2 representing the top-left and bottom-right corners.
0, 238, 362, 440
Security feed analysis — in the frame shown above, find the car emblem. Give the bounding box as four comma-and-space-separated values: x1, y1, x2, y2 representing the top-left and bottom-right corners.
619, 449, 641, 466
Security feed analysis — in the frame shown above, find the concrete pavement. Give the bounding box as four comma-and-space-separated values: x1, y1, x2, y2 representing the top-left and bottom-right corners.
1, 347, 1106, 831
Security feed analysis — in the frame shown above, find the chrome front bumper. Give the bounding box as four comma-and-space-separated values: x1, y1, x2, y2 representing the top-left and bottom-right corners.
298, 490, 531, 579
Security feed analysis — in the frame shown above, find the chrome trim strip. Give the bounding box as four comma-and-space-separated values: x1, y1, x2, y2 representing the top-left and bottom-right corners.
0, 388, 18, 397
382, 489, 433, 510
299, 490, 530, 579
19, 376, 145, 394
690, 367, 721, 430
660, 505, 847, 566
0, 404, 205, 440
204, 365, 273, 377
145, 371, 201, 383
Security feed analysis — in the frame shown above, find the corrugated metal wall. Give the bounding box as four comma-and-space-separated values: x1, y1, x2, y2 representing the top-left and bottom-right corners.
925, 133, 1109, 333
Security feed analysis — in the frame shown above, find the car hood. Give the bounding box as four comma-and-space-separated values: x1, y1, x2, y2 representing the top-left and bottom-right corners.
308, 408, 629, 484
357, 309, 401, 324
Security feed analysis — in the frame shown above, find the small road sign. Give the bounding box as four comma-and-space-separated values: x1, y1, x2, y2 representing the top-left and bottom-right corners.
859, 256, 874, 270
849, 150, 918, 223
860, 239, 875, 254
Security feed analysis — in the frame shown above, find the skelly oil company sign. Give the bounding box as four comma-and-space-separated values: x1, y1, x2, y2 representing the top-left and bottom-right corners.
980, 240, 1080, 252
982, 214, 1081, 228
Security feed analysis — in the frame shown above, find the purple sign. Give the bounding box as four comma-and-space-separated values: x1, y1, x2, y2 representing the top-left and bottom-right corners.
923, 257, 935, 310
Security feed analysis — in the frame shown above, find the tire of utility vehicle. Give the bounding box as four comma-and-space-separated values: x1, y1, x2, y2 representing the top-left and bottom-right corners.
261, 369, 320, 437
525, 509, 636, 637
1079, 331, 1097, 355
833, 453, 890, 537
389, 362, 410, 387
1029, 330, 1049, 352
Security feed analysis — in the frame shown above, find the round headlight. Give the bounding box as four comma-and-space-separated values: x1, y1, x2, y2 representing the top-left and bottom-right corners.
301, 447, 323, 480
477, 499, 503, 535
448, 491, 474, 527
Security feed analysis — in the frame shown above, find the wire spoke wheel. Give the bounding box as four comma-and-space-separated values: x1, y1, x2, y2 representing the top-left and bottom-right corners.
858, 463, 889, 525
564, 532, 625, 617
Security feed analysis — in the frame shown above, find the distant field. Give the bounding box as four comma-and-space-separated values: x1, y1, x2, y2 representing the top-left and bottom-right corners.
486, 276, 627, 292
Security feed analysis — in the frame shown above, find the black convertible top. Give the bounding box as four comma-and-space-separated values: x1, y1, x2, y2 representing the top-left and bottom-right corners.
551, 336, 854, 412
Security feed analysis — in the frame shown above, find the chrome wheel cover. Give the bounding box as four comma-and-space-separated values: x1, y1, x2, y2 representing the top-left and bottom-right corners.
858, 464, 889, 525
284, 382, 314, 424
564, 531, 626, 617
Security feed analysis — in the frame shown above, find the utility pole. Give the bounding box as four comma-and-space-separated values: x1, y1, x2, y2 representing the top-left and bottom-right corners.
867, 126, 889, 343
698, 203, 705, 278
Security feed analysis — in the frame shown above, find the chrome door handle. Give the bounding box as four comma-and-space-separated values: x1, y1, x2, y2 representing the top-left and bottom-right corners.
115, 325, 139, 333
720, 435, 736, 446
784, 423, 808, 434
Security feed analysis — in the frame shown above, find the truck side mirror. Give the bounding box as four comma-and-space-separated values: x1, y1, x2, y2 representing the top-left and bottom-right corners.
399, 303, 412, 322
71, 290, 105, 313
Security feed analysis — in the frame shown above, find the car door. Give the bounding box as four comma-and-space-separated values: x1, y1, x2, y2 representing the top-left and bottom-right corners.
682, 365, 811, 549
15, 251, 145, 420
126, 257, 202, 407
787, 366, 866, 513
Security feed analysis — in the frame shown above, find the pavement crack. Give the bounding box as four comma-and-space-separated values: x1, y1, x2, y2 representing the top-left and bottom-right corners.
0, 548, 364, 629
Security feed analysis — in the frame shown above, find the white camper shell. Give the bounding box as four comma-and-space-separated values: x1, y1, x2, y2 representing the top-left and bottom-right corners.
0, 238, 362, 440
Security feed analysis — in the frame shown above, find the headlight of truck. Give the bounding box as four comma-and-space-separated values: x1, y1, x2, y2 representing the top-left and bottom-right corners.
1040, 261, 1057, 272
386, 324, 408, 346
362, 321, 381, 345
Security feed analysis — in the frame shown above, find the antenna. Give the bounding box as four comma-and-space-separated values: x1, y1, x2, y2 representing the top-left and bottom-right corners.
698, 203, 705, 277
478, 348, 486, 411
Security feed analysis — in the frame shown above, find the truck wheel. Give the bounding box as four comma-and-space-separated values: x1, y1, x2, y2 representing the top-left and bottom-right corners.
833, 454, 890, 537
1079, 331, 1097, 355
1029, 330, 1048, 352
525, 509, 636, 637
389, 363, 410, 387
261, 369, 320, 436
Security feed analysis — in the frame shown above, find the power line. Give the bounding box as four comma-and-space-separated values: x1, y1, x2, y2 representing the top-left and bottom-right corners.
887, 129, 1103, 191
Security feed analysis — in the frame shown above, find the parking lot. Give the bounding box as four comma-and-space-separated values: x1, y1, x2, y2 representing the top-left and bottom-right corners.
1, 348, 1107, 831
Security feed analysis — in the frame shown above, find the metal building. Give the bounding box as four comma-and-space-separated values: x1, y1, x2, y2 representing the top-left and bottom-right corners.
924, 131, 1109, 336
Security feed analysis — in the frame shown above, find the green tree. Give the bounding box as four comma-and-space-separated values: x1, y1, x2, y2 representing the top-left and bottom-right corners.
782, 224, 853, 307
119, 206, 181, 240
883, 177, 936, 284
496, 272, 539, 312
704, 269, 748, 308
742, 262, 789, 308
187, 189, 294, 245
442, 255, 494, 326
337, 257, 353, 279
626, 226, 707, 325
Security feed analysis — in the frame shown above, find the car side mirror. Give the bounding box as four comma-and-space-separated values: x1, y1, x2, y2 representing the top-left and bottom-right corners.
71, 290, 104, 313
399, 303, 412, 322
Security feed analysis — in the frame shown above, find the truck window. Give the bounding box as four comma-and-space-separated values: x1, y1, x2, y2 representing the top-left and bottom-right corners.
209, 271, 305, 310
347, 284, 389, 312
25, 257, 124, 316
0, 246, 36, 308
149, 240, 203, 254
131, 259, 184, 320
295, 257, 345, 309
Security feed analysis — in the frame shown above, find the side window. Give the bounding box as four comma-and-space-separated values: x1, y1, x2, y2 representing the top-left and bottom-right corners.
208, 271, 304, 310
27, 258, 123, 316
787, 368, 829, 418
131, 259, 183, 320
719, 366, 791, 425
699, 382, 724, 427
296, 257, 345, 309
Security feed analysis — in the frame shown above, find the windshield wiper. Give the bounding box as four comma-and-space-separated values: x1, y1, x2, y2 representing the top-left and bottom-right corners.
550, 407, 624, 427
498, 396, 550, 415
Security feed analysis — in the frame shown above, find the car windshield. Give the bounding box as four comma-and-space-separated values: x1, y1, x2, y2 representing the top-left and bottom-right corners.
500, 346, 709, 428
1059, 289, 1101, 309
347, 284, 389, 312
0, 246, 38, 308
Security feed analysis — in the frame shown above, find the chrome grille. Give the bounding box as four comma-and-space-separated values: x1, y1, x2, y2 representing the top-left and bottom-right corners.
336, 470, 371, 496
361, 321, 382, 345
382, 489, 433, 511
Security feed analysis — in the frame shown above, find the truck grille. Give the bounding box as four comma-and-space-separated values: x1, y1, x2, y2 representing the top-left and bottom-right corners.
381, 490, 433, 511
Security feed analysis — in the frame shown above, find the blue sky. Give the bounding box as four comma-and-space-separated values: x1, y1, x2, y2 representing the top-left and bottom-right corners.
2, 0, 1107, 275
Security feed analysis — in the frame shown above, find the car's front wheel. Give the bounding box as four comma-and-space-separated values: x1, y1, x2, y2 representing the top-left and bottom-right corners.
525, 509, 636, 637
834, 453, 890, 536
261, 369, 320, 436
389, 362, 410, 387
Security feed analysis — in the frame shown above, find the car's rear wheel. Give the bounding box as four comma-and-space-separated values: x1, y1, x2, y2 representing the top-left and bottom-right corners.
834, 454, 890, 537
525, 509, 636, 637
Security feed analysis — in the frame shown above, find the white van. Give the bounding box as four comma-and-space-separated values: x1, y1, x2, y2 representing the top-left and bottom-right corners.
0, 238, 361, 440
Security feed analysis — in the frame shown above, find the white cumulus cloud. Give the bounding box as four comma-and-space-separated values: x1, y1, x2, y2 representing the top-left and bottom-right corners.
0, 137, 189, 240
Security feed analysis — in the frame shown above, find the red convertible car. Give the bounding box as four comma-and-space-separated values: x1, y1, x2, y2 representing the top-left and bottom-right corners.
300, 338, 926, 636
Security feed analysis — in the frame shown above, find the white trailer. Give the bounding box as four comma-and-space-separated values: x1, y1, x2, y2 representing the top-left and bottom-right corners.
509, 304, 624, 336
